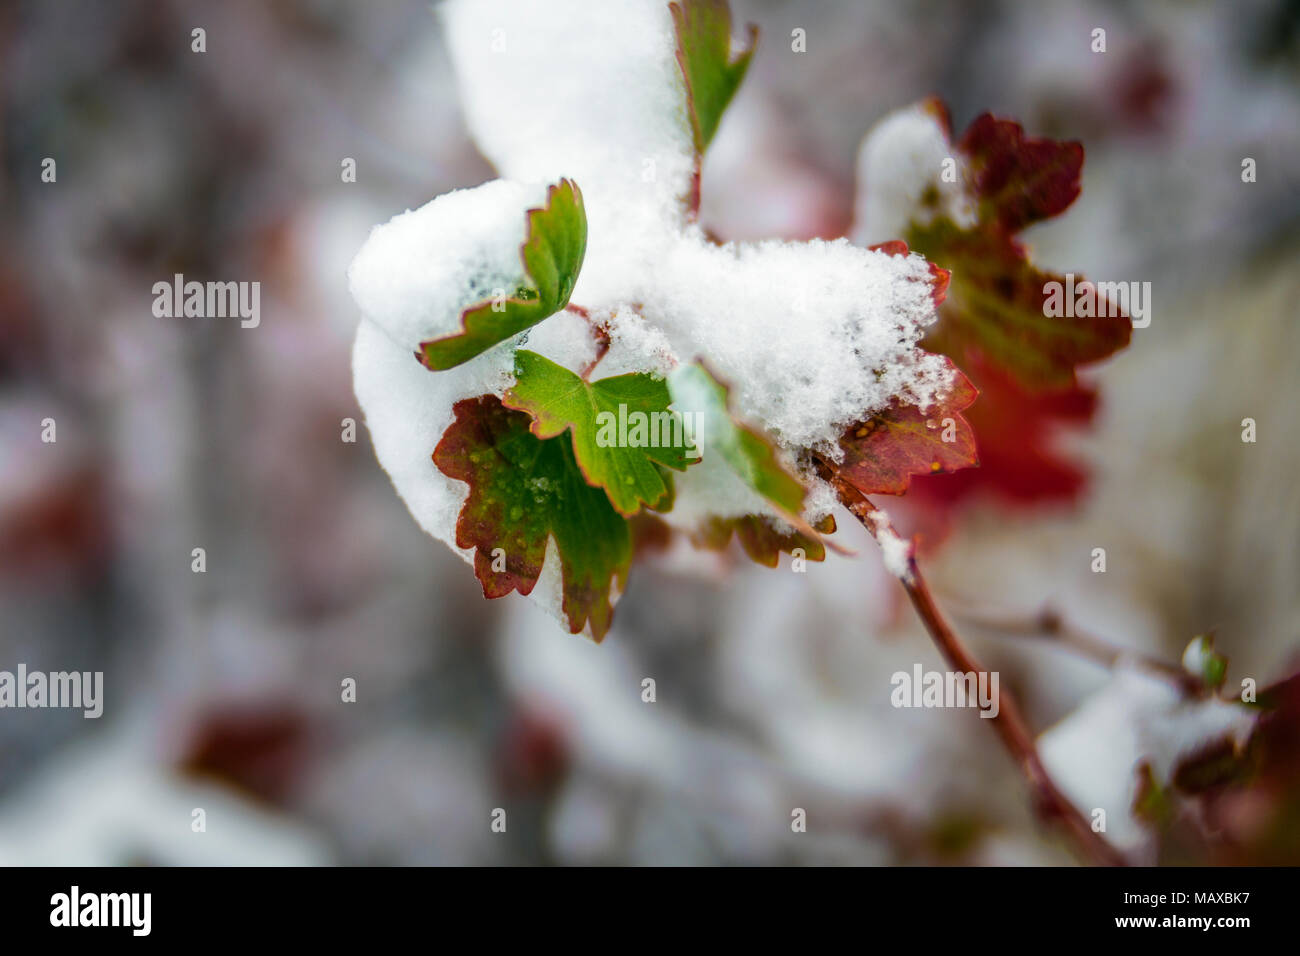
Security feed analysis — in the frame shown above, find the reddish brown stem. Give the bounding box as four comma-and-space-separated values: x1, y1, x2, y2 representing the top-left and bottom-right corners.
686, 160, 701, 221
827, 471, 1126, 866
566, 303, 610, 379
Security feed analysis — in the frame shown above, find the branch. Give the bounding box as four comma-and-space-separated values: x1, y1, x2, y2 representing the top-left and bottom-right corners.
825, 468, 1127, 866
946, 600, 1197, 692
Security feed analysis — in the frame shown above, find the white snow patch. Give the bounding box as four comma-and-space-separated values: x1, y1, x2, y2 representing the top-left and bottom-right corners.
1037, 665, 1257, 858
853, 102, 977, 247
597, 306, 679, 379
440, 0, 694, 248
348, 179, 546, 353
867, 508, 913, 580
352, 319, 502, 558
642, 234, 949, 455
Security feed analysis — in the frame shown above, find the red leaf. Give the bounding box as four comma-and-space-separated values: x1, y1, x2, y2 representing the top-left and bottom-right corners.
906, 353, 1098, 507
836, 358, 978, 497
959, 112, 1084, 233
895, 103, 1132, 508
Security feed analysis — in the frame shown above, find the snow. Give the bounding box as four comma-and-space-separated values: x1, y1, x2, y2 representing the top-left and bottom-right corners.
867, 508, 914, 581
643, 235, 950, 455
439, 0, 694, 249
348, 179, 546, 354
351, 318, 505, 563
598, 306, 679, 380
1037, 665, 1257, 859
852, 101, 977, 247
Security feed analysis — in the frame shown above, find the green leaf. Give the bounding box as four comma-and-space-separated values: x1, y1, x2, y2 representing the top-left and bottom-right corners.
670, 0, 757, 154
668, 362, 818, 539
433, 395, 631, 640
504, 350, 696, 516
420, 179, 588, 371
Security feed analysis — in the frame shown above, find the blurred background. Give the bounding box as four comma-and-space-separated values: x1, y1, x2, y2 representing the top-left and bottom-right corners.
1, 0, 1298, 865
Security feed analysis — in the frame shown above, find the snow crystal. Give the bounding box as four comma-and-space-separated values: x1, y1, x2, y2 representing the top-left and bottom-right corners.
800, 479, 840, 526
852, 102, 977, 247
348, 179, 546, 354
519, 305, 598, 374
640, 234, 948, 454
597, 306, 679, 379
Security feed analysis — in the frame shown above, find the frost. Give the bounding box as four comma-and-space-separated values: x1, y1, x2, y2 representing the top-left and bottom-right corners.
1037, 666, 1257, 858
348, 179, 547, 354
852, 102, 976, 247
800, 478, 840, 526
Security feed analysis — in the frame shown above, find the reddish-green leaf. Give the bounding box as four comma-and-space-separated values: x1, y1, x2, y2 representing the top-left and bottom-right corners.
420, 179, 587, 371
837, 358, 978, 496
504, 349, 695, 517
879, 102, 1133, 510
905, 102, 1131, 391
694, 513, 834, 567
433, 395, 630, 640
906, 352, 1098, 508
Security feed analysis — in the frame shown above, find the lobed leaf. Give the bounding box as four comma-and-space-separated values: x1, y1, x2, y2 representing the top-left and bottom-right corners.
670, 0, 757, 155
891, 101, 1132, 508
420, 179, 587, 371
668, 362, 806, 517
433, 395, 630, 640
837, 358, 979, 497
504, 349, 695, 516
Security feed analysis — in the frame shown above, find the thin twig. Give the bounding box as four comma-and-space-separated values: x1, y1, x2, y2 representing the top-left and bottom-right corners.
947, 600, 1196, 691
825, 469, 1127, 866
